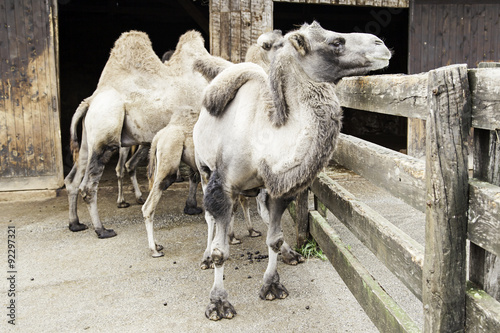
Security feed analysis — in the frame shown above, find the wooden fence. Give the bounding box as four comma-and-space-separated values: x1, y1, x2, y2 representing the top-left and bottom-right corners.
290, 64, 500, 332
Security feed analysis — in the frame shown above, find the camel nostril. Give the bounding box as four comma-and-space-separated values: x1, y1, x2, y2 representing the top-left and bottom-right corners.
375, 39, 383, 46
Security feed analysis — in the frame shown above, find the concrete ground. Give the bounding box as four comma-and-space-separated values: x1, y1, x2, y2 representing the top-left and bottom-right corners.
1, 162, 424, 332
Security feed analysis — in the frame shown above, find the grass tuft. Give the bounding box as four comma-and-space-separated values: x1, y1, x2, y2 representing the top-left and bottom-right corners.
296, 238, 327, 261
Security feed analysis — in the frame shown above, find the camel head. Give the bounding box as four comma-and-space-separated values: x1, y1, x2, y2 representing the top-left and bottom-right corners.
257, 29, 284, 61
284, 21, 392, 83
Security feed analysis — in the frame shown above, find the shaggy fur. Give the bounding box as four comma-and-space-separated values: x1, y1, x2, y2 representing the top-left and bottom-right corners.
64, 29, 210, 239
193, 21, 392, 320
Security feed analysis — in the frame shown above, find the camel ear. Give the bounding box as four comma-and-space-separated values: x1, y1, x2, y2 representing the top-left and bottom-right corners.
289, 33, 309, 56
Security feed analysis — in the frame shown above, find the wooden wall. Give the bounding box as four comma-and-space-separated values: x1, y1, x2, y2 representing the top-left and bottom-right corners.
0, 0, 63, 191
210, 0, 409, 63
407, 1, 500, 158
409, 0, 500, 74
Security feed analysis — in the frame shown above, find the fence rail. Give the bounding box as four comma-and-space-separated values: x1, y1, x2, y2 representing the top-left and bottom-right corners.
290, 63, 500, 332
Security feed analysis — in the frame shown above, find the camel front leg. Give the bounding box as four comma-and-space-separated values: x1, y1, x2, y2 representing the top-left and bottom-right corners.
116, 147, 130, 208
203, 170, 236, 320
259, 196, 293, 301
256, 190, 304, 265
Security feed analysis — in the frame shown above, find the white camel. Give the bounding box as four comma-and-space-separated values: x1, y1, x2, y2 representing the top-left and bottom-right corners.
141, 31, 287, 259
193, 21, 392, 320
64, 30, 212, 238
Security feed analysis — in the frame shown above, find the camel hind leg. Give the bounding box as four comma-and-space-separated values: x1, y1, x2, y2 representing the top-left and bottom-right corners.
80, 143, 119, 238
183, 169, 203, 215
64, 123, 89, 232
79, 90, 124, 239
126, 144, 149, 205
116, 146, 131, 208
239, 195, 262, 237
141, 128, 184, 257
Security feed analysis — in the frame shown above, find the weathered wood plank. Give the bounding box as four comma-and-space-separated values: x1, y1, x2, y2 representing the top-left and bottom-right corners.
466, 281, 500, 333
229, 11, 241, 63
240, 10, 251, 60
469, 178, 500, 258
0, 0, 10, 176
219, 12, 231, 60
423, 64, 470, 333
272, 0, 410, 6
470, 127, 500, 300
335, 73, 428, 120
332, 133, 426, 212
309, 210, 420, 333
209, 1, 220, 55
311, 173, 424, 300
468, 68, 500, 131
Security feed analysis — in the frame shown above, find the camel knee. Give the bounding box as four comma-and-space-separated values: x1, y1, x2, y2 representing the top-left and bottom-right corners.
267, 235, 284, 253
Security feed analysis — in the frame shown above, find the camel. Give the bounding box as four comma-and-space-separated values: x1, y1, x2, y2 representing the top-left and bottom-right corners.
113, 50, 180, 210
140, 31, 287, 259
193, 21, 392, 320
64, 30, 213, 238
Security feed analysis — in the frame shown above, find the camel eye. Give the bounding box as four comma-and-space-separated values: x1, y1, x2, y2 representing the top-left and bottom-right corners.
330, 38, 345, 48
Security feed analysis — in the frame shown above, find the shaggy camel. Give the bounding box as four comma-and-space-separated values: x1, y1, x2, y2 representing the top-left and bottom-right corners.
193, 21, 392, 320
141, 31, 286, 258
114, 50, 181, 209
64, 30, 210, 238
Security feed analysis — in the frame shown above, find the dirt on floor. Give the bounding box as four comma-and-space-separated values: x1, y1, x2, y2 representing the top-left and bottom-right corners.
1, 162, 423, 332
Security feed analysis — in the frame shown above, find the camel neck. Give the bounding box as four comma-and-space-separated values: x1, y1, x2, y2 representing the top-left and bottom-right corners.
262, 55, 342, 198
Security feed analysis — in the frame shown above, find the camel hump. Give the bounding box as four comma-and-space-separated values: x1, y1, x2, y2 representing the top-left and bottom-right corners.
202, 63, 267, 117
104, 30, 163, 76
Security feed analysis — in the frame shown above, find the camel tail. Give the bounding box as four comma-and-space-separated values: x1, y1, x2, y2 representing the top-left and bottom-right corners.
193, 55, 232, 82
202, 63, 268, 117
69, 99, 90, 163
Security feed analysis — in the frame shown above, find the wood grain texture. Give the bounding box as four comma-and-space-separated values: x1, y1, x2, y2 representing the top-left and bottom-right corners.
332, 133, 426, 212
310, 210, 420, 333
423, 64, 471, 333
311, 173, 424, 300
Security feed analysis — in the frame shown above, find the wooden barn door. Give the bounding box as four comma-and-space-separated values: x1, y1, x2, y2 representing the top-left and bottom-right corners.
0, 0, 63, 192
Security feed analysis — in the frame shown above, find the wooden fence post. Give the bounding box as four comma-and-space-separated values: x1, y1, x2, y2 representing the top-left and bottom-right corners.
295, 189, 310, 248
423, 65, 471, 332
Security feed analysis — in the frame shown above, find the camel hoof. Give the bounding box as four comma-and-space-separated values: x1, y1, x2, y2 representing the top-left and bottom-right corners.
117, 202, 130, 208
248, 229, 262, 238
200, 258, 213, 270
259, 282, 289, 301
229, 236, 242, 245
281, 249, 305, 266
205, 300, 236, 321
184, 206, 203, 215
156, 244, 164, 251
96, 228, 117, 239
152, 251, 164, 258
69, 222, 88, 232
136, 197, 145, 205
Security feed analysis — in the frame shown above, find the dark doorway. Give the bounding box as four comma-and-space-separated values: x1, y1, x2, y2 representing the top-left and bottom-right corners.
274, 3, 410, 152
57, 0, 209, 173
